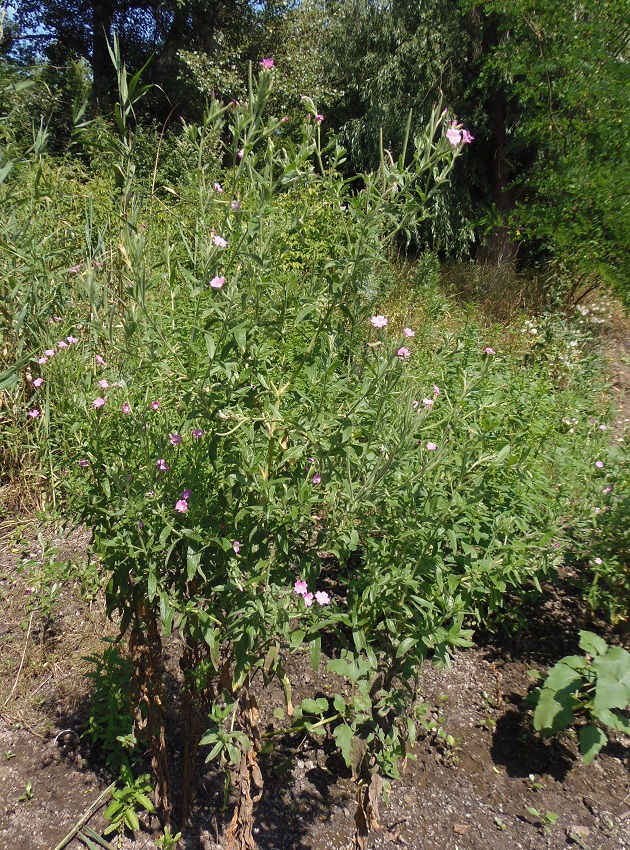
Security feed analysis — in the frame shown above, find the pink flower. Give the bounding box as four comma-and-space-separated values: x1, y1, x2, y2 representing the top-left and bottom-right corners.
312, 472, 321, 485
45, 349, 56, 357
192, 428, 205, 438
397, 347, 411, 359
151, 401, 160, 411
422, 397, 434, 408
371, 315, 388, 329
484, 347, 496, 355
33, 377, 43, 388
213, 182, 223, 193
315, 114, 324, 124
446, 127, 461, 145
599, 424, 607, 431
69, 263, 83, 273
38, 357, 48, 365
28, 409, 40, 418
210, 275, 225, 289
294, 579, 308, 596
603, 486, 612, 493
79, 459, 89, 468
181, 489, 192, 499
67, 336, 79, 344
213, 234, 228, 248
92, 397, 106, 408
233, 540, 241, 554
99, 379, 109, 389
426, 442, 437, 451
433, 385, 440, 396
231, 200, 242, 210
157, 459, 169, 472
594, 507, 601, 514
122, 403, 131, 414
53, 316, 62, 323
238, 148, 244, 159
57, 340, 68, 349
303, 593, 314, 608
315, 591, 330, 606
169, 433, 182, 445
461, 129, 474, 144
175, 499, 188, 513
595, 461, 604, 468
403, 328, 415, 338
260, 58, 274, 70
95, 355, 105, 365
594, 557, 603, 565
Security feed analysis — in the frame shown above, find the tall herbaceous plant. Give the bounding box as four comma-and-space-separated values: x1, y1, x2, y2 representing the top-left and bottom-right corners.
15, 54, 565, 842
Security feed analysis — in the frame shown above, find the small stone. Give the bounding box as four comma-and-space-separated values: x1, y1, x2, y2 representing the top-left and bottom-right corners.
567, 825, 590, 840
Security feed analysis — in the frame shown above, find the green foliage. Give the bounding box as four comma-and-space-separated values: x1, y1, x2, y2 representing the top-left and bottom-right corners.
467, 0, 630, 300
1, 44, 626, 838
531, 631, 630, 764
84, 644, 138, 774
566, 428, 630, 624
103, 767, 155, 836
17, 533, 98, 626
156, 829, 182, 850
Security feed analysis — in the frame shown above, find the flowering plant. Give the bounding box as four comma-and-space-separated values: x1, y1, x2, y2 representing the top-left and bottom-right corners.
12, 55, 598, 846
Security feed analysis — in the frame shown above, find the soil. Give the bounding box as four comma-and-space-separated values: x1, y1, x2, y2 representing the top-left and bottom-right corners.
1, 523, 629, 850
1, 306, 629, 850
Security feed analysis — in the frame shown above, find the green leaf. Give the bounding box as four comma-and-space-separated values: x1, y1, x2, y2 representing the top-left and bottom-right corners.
333, 723, 354, 768
333, 694, 346, 713
591, 707, 630, 733
579, 724, 607, 765
125, 807, 140, 832
544, 659, 586, 689
493, 444, 512, 465
309, 636, 321, 671
592, 646, 630, 712
147, 570, 157, 602
233, 325, 247, 352
186, 547, 201, 581
579, 631, 608, 657
134, 793, 156, 813
533, 684, 580, 736
396, 637, 418, 659
301, 698, 325, 716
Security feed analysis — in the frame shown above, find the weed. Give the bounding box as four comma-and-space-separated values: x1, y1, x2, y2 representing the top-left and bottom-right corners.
529, 631, 630, 764
18, 781, 33, 802
103, 767, 155, 836
525, 806, 559, 835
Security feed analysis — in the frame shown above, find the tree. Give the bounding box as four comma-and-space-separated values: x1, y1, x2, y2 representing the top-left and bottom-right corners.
466, 0, 630, 297
10, 0, 261, 113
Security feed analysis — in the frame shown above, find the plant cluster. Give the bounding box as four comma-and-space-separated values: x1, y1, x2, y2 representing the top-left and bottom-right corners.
530, 630, 630, 764
0, 47, 625, 848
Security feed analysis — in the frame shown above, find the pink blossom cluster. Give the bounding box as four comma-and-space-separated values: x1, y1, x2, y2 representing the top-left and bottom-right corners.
175, 489, 192, 513
294, 580, 330, 607
446, 122, 474, 146
369, 315, 419, 361
28, 334, 80, 418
